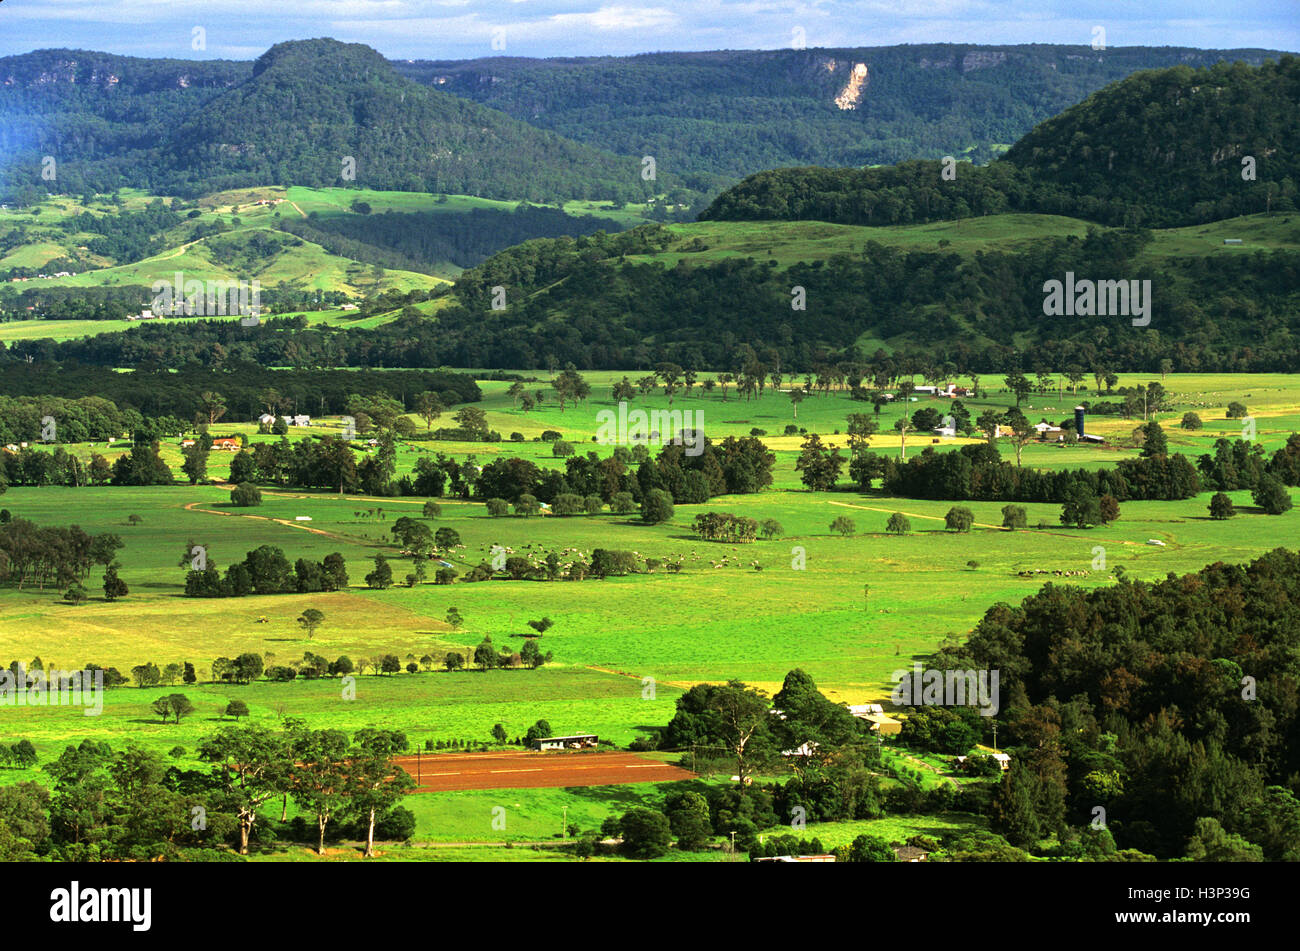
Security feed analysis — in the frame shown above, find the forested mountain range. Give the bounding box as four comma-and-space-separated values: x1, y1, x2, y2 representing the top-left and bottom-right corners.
704, 56, 1300, 228
2, 41, 1287, 206
394, 45, 1287, 195
0, 40, 650, 203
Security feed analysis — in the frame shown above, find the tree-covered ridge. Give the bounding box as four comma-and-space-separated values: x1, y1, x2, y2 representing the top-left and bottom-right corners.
704, 57, 1300, 229
3, 42, 1287, 207
1003, 57, 1300, 227
416, 223, 1300, 373
5, 219, 1298, 373
0, 50, 248, 198
395, 44, 1286, 196
0, 40, 654, 204
158, 40, 650, 202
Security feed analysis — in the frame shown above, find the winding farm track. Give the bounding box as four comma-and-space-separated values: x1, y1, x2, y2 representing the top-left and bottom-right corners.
182, 498, 359, 544
394, 749, 696, 792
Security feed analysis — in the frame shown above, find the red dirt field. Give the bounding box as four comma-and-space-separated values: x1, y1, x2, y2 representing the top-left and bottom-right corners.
394, 749, 696, 792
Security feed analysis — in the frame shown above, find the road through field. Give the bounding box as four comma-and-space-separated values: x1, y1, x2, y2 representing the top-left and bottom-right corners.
394, 750, 695, 792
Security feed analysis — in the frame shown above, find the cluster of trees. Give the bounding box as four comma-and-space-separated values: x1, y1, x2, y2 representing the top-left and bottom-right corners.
464, 634, 551, 672
0, 740, 38, 769
1197, 434, 1300, 515
607, 670, 993, 858
0, 395, 158, 445
869, 438, 1201, 504
445, 546, 677, 586
282, 203, 626, 273
468, 438, 774, 512
691, 512, 769, 542
0, 726, 415, 860
64, 198, 182, 263
184, 545, 348, 598
930, 547, 1300, 859
0, 361, 480, 428
0, 518, 123, 592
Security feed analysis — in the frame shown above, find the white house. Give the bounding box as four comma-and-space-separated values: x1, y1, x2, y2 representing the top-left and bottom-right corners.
280, 414, 311, 427
848, 703, 884, 718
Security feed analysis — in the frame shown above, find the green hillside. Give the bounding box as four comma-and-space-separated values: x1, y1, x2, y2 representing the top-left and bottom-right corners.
704, 57, 1300, 229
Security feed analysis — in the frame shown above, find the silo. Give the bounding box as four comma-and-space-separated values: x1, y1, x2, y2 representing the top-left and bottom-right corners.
1075, 406, 1086, 437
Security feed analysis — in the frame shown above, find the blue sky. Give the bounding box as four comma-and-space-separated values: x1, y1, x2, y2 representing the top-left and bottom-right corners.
1, 0, 1296, 60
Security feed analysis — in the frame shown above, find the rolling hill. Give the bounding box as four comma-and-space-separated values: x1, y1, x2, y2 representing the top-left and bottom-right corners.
704, 56, 1300, 228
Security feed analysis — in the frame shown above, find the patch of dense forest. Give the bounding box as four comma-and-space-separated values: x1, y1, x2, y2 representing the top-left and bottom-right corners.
929, 547, 1300, 858
704, 57, 1300, 228
281, 203, 628, 273
0, 364, 479, 427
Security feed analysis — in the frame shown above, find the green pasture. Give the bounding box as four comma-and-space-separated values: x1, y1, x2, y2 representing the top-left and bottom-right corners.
0, 370, 1296, 856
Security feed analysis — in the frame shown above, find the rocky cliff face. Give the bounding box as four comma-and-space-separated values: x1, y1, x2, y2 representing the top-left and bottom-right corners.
833, 63, 869, 110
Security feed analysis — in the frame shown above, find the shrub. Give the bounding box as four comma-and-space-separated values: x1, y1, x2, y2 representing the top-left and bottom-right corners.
1098, 494, 1121, 524
1208, 492, 1235, 520
1001, 504, 1027, 530
551, 493, 584, 516
225, 699, 250, 720
485, 497, 509, 517
641, 489, 674, 524
231, 482, 262, 507
1252, 476, 1293, 515
611, 492, 637, 514
944, 506, 974, 532
552, 440, 575, 457
619, 807, 672, 859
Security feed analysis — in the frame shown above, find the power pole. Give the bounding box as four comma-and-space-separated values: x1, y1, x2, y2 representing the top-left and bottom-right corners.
562, 805, 568, 840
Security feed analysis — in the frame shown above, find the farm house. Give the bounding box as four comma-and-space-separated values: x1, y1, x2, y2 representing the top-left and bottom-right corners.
532, 733, 598, 751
